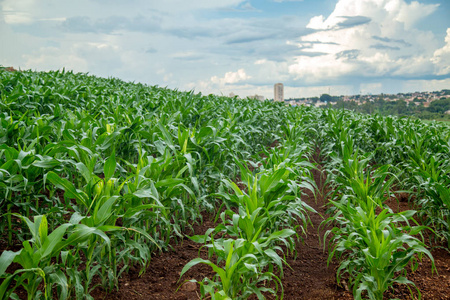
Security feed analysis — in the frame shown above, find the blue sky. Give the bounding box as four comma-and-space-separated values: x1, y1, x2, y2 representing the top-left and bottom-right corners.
1, 0, 449, 98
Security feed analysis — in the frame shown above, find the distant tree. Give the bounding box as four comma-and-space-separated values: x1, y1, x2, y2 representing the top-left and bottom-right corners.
329, 92, 448, 121
334, 100, 344, 109
361, 102, 375, 114
331, 95, 340, 102
428, 98, 450, 113
320, 94, 332, 102
394, 100, 409, 115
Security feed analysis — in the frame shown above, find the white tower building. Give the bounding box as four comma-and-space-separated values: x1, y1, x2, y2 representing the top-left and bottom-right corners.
274, 83, 284, 102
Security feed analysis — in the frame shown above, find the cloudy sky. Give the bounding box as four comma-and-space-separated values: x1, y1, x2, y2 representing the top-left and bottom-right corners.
1, 0, 449, 98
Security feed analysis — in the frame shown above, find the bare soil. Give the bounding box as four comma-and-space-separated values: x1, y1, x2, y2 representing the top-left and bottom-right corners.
2, 153, 449, 300
90, 152, 450, 300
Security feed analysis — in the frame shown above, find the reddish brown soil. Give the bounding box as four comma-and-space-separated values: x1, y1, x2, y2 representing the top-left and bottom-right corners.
281, 163, 352, 300
91, 216, 217, 300
384, 195, 450, 300
90, 160, 352, 300
2, 153, 449, 300
88, 152, 450, 300
4, 67, 18, 72
90, 151, 353, 300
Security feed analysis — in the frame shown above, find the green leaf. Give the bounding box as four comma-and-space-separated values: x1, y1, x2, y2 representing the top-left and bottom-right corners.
94, 196, 119, 226
154, 178, 184, 188
54, 224, 110, 254
46, 171, 88, 208
264, 249, 284, 270
38, 215, 48, 243
104, 151, 116, 181
32, 156, 60, 169
179, 258, 226, 283
75, 162, 92, 184
49, 270, 69, 300
127, 226, 161, 251
122, 204, 165, 219
0, 274, 16, 299
0, 250, 21, 277
133, 188, 159, 200
41, 223, 72, 258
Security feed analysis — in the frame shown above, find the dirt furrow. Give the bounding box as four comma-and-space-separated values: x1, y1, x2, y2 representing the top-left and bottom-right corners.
280, 151, 352, 300
92, 150, 450, 299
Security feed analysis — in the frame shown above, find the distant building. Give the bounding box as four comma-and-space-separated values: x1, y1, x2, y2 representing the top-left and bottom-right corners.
229, 92, 236, 98
249, 94, 265, 101
315, 100, 327, 107
274, 83, 284, 102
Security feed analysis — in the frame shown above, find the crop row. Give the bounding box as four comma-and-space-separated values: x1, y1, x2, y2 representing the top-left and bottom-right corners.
0, 68, 449, 299
0, 69, 292, 299
315, 109, 448, 299
180, 126, 317, 299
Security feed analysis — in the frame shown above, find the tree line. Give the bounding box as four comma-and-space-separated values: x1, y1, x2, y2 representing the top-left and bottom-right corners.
330, 96, 450, 121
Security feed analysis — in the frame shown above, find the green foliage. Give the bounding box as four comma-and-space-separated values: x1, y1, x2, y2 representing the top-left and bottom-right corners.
317, 111, 444, 299
428, 97, 450, 113
1, 69, 447, 299
332, 96, 450, 121
320, 94, 332, 103
0, 69, 296, 299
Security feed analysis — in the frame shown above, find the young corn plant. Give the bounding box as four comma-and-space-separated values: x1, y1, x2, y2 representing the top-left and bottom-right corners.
121, 148, 198, 249
325, 200, 435, 300
180, 235, 289, 299
0, 214, 113, 300
405, 153, 450, 247
216, 162, 316, 240
181, 162, 316, 299
323, 141, 436, 299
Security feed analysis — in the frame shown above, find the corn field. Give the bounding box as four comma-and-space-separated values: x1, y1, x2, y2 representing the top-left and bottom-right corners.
0, 68, 449, 300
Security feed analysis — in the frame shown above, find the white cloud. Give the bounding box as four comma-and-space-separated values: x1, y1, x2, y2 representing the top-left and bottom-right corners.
290, 0, 443, 83
22, 47, 89, 72
2, 0, 35, 24
211, 69, 251, 85
254, 59, 268, 65
3, 12, 33, 24
289, 54, 357, 83
0, 0, 448, 99
171, 51, 202, 59
432, 28, 450, 75
306, 15, 327, 30
401, 78, 450, 93
360, 82, 382, 94
386, 0, 439, 30
1, 0, 247, 18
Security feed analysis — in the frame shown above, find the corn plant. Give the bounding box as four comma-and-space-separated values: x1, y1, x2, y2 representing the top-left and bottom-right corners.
2, 68, 448, 300
322, 133, 436, 299
325, 200, 435, 300
406, 154, 450, 247
181, 158, 316, 299
0, 214, 113, 300
181, 234, 289, 299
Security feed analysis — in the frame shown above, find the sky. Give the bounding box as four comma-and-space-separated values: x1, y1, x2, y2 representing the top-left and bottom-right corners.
1, 0, 449, 99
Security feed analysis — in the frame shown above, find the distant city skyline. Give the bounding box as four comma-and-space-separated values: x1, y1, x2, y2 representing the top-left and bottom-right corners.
1, 0, 449, 98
